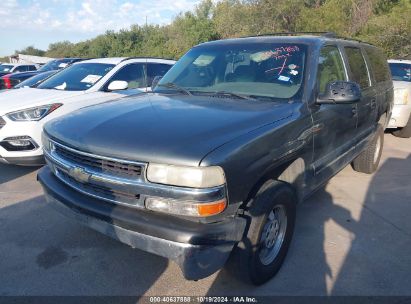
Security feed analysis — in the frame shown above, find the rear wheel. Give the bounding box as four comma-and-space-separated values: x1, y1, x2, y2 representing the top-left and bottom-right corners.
352, 124, 384, 174
393, 115, 411, 138
228, 180, 297, 285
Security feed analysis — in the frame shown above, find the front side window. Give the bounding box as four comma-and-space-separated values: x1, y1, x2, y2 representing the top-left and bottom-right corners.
155, 43, 307, 99
317, 46, 346, 94
104, 63, 146, 90
37, 63, 114, 91
344, 47, 370, 89
364, 46, 391, 83
389, 63, 411, 82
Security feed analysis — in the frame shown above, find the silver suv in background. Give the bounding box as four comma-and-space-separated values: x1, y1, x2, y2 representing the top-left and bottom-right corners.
388, 59, 411, 138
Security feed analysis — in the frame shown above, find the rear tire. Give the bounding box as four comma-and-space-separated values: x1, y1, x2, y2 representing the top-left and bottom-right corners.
393, 115, 411, 138
227, 180, 297, 285
352, 124, 384, 174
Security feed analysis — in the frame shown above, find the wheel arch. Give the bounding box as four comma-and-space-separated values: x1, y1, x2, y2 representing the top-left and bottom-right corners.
243, 157, 306, 208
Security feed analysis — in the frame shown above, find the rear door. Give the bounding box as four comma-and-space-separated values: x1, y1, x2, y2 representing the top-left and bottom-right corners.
343, 45, 377, 140
363, 46, 393, 126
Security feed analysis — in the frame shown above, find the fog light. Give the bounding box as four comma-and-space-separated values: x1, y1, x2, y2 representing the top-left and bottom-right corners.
145, 197, 226, 217
0, 136, 37, 151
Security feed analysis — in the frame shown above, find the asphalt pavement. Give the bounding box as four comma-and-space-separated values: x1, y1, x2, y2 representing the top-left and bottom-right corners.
0, 133, 410, 296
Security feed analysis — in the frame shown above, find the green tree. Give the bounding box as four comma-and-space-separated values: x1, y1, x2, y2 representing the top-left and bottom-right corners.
15, 45, 46, 56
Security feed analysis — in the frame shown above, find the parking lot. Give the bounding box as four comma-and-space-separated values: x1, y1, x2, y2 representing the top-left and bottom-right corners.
0, 133, 410, 296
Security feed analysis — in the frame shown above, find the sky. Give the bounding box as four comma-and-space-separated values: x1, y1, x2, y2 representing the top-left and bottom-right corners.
0, 0, 202, 56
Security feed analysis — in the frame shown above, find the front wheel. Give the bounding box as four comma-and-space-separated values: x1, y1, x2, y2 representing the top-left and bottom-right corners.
228, 180, 297, 285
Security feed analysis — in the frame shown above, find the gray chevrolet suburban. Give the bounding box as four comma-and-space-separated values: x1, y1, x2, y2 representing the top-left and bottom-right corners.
38, 33, 393, 285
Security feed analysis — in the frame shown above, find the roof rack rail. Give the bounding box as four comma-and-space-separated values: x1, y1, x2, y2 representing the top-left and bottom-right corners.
120, 56, 176, 63
245, 32, 337, 38
242, 32, 374, 45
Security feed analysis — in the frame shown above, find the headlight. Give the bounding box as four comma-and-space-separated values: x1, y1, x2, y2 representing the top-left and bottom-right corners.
7, 103, 62, 121
394, 88, 409, 105
146, 163, 226, 188
42, 132, 53, 152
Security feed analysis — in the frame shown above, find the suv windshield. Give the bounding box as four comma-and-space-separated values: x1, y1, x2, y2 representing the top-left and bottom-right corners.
37, 63, 114, 91
155, 43, 306, 99
0, 65, 13, 72
389, 63, 411, 82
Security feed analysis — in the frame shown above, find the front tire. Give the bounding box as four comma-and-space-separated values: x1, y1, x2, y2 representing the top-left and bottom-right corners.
352, 124, 384, 174
228, 180, 297, 285
393, 115, 411, 138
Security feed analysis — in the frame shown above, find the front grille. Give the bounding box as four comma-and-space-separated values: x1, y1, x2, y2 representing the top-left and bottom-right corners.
0, 117, 5, 130
57, 170, 144, 207
54, 144, 143, 178
47, 140, 146, 208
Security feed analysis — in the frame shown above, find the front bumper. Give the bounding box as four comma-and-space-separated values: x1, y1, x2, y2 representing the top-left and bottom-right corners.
0, 154, 45, 166
38, 166, 246, 280
388, 104, 411, 128
0, 117, 44, 165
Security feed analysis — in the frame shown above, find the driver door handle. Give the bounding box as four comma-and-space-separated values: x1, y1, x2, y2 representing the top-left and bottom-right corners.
370, 99, 377, 109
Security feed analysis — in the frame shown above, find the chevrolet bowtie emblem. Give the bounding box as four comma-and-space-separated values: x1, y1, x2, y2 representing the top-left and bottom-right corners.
69, 167, 91, 183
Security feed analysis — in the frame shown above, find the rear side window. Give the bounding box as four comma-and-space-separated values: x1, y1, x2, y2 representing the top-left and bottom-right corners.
317, 46, 346, 94
147, 63, 173, 87
344, 47, 370, 89
364, 46, 391, 83
28, 65, 37, 71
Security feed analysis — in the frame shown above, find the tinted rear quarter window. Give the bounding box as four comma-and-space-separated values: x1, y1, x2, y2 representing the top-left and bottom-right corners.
364, 46, 391, 83
344, 47, 370, 89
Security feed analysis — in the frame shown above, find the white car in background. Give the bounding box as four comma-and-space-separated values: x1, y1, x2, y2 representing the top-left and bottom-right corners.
0, 57, 175, 165
0, 63, 39, 77
387, 59, 411, 138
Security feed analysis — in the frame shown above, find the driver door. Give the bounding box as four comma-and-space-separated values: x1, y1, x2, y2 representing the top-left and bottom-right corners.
310, 45, 358, 185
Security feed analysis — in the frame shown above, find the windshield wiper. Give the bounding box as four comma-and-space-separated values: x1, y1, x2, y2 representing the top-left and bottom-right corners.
157, 82, 193, 96
209, 91, 257, 101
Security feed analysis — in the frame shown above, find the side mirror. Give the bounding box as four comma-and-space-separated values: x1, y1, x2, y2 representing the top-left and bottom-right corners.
107, 80, 128, 91
151, 76, 162, 89
317, 81, 361, 104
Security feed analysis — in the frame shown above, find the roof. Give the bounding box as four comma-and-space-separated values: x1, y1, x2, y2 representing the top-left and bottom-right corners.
76, 57, 176, 65
78, 57, 127, 65
197, 33, 372, 48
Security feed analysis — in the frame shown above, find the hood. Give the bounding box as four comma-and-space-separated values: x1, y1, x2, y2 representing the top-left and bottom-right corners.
45, 94, 295, 166
0, 88, 85, 115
